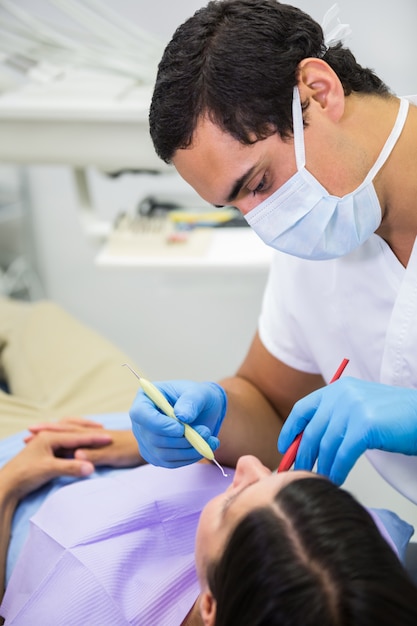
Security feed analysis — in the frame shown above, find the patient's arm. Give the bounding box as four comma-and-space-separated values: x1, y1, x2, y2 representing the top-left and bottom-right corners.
25, 417, 144, 468
0, 429, 113, 600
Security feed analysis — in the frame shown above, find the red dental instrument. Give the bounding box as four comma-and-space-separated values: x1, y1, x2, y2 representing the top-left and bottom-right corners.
277, 358, 350, 472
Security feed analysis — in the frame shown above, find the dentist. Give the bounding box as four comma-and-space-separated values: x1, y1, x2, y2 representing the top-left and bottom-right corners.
130, 0, 417, 502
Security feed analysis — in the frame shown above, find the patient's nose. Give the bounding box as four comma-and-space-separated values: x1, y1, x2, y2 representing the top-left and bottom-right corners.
232, 455, 271, 488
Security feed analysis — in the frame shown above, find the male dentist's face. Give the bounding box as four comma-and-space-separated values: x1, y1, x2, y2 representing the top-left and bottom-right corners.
172, 110, 368, 217
173, 116, 296, 215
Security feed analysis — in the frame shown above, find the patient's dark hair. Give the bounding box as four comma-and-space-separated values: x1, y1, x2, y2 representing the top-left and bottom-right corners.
149, 0, 390, 163
207, 477, 417, 625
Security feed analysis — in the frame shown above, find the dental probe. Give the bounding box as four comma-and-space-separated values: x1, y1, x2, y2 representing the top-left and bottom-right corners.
123, 364, 228, 477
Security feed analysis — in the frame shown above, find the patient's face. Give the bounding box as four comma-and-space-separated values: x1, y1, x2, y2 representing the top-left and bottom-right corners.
195, 455, 313, 588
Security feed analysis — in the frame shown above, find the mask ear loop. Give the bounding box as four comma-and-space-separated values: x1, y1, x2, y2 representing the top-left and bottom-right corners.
292, 86, 306, 171
362, 98, 409, 185
293, 6, 351, 175
321, 3, 352, 50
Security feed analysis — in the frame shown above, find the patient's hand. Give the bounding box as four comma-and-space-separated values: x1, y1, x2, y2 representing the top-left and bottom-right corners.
1, 430, 114, 504
25, 416, 105, 439
0, 429, 117, 603
25, 417, 144, 468
73, 429, 143, 468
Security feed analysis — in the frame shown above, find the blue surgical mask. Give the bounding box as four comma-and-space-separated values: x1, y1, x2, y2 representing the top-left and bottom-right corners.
245, 88, 409, 260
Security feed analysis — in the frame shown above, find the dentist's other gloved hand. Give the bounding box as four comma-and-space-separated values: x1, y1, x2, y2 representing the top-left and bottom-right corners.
129, 380, 227, 468
278, 377, 417, 486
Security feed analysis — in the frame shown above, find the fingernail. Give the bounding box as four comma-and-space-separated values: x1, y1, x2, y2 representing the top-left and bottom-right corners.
80, 462, 93, 476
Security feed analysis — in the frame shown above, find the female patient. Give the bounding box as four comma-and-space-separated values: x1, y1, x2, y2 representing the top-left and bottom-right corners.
0, 425, 416, 625
0, 297, 416, 623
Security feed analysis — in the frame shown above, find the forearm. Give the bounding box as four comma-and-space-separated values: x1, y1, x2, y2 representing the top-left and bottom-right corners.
0, 486, 18, 602
215, 375, 284, 470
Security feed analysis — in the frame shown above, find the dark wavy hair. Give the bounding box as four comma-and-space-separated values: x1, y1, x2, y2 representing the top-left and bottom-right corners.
149, 0, 390, 164
207, 477, 417, 626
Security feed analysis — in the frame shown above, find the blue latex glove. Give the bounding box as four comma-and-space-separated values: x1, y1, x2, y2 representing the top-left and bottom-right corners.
129, 380, 227, 468
278, 377, 417, 485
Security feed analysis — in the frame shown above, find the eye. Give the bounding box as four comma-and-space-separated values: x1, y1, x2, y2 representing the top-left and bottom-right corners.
249, 174, 268, 197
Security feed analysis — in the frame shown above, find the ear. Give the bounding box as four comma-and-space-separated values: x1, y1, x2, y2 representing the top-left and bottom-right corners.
297, 58, 345, 122
200, 590, 217, 626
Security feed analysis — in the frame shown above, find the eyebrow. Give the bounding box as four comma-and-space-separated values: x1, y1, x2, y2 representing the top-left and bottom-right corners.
225, 165, 258, 204
220, 483, 252, 520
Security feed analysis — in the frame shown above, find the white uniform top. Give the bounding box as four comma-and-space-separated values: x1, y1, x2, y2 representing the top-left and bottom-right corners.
259, 223, 417, 504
